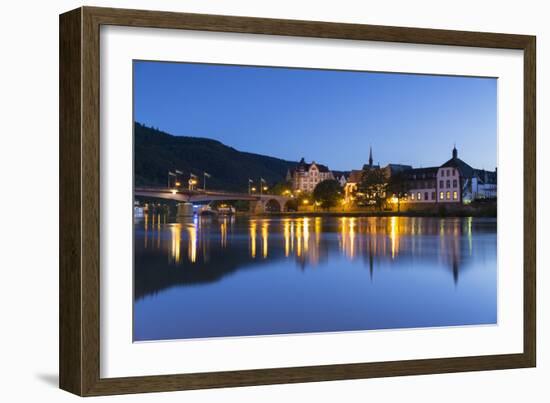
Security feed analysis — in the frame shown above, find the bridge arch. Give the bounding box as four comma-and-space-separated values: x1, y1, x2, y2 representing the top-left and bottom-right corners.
135, 187, 291, 213
264, 199, 282, 212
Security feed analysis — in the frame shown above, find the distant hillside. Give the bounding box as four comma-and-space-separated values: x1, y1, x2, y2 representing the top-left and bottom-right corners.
134, 123, 296, 191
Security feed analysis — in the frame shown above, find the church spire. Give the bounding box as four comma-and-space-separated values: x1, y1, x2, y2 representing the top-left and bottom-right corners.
369, 145, 373, 167
452, 144, 458, 159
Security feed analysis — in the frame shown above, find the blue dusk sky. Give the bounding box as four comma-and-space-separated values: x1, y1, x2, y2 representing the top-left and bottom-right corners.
134, 61, 497, 171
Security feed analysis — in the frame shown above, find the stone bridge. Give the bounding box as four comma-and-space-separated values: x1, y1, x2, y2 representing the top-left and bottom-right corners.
134, 187, 291, 213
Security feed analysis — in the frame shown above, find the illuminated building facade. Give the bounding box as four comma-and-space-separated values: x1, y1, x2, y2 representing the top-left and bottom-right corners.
287, 157, 335, 193
404, 146, 497, 203
344, 145, 497, 205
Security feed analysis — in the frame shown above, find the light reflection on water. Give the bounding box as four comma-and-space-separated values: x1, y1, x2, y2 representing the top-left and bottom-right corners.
134, 215, 497, 341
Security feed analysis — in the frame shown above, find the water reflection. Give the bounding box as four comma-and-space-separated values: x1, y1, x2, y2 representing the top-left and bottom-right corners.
134, 215, 496, 340
135, 215, 495, 295
142, 215, 485, 265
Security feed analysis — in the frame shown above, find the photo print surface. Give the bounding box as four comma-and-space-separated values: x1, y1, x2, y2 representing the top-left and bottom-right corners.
132, 61, 497, 342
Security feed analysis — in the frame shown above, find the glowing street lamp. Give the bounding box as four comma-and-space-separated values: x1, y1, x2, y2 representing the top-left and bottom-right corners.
260, 178, 266, 195
188, 176, 198, 191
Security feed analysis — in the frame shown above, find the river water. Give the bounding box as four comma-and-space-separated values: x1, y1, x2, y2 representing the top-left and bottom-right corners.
134, 215, 497, 341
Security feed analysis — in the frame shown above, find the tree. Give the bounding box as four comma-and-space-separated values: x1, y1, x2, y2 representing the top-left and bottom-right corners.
386, 173, 408, 212
313, 179, 342, 210
270, 180, 292, 196
357, 168, 387, 210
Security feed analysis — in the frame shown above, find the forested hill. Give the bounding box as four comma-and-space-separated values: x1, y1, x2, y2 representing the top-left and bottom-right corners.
134, 122, 296, 191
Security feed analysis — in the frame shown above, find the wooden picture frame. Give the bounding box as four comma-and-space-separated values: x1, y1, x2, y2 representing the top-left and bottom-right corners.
59, 6, 536, 396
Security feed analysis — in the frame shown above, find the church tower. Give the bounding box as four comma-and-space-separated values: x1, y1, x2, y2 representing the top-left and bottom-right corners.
369, 146, 373, 168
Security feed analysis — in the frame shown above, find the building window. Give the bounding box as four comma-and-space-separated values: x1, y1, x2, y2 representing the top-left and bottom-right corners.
411, 193, 415, 200
424, 192, 429, 200
446, 191, 451, 200
453, 179, 457, 187
417, 192, 422, 200
432, 192, 436, 200
453, 169, 456, 176
446, 180, 450, 188
440, 180, 444, 188
439, 191, 444, 200
453, 191, 458, 200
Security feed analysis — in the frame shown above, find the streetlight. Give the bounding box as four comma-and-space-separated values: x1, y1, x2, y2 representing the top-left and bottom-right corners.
203, 172, 211, 191
168, 171, 176, 187
248, 179, 253, 194
260, 178, 266, 195
188, 175, 198, 191
175, 169, 183, 187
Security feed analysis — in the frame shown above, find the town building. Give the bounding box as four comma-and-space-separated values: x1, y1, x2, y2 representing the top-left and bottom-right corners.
403, 146, 497, 204
336, 175, 347, 187
343, 145, 497, 205
343, 169, 364, 202
469, 169, 497, 200
382, 163, 413, 180
344, 147, 407, 203
401, 167, 439, 203
286, 158, 335, 193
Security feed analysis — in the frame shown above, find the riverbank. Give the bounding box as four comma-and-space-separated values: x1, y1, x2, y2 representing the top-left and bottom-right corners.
241, 202, 497, 218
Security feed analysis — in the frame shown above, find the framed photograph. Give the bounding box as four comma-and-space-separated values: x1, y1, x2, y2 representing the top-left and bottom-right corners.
59, 6, 536, 396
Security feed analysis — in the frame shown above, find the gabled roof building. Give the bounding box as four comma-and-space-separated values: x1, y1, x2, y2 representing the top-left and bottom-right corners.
286, 157, 335, 193
343, 145, 497, 205
405, 146, 497, 203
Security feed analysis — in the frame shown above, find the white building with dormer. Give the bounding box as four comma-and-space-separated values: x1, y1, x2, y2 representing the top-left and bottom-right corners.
287, 158, 335, 193
403, 146, 497, 204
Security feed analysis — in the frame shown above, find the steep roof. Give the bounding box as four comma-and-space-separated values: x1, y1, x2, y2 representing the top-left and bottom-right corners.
347, 169, 363, 183
440, 157, 475, 178
401, 166, 438, 180
386, 164, 413, 170
474, 169, 497, 184
384, 164, 413, 176
293, 157, 331, 173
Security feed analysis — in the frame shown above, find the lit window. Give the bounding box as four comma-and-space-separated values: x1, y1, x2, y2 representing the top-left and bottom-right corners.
446, 191, 451, 200
453, 191, 458, 200
417, 192, 421, 200
439, 192, 444, 200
